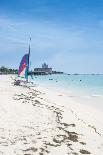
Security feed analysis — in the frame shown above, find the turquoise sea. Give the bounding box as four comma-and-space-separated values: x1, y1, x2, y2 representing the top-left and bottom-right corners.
32, 74, 103, 96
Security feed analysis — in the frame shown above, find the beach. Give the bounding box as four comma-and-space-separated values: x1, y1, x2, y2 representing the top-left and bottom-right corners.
0, 75, 103, 155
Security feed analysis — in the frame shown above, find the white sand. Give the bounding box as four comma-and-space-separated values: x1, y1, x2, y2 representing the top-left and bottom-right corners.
0, 75, 103, 155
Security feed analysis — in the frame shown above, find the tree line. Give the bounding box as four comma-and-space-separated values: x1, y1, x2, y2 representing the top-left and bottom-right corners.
0, 66, 18, 74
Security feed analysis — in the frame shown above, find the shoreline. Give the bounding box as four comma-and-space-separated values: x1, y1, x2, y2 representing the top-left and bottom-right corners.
0, 75, 103, 155
33, 74, 103, 96
34, 79, 103, 113
36, 84, 103, 132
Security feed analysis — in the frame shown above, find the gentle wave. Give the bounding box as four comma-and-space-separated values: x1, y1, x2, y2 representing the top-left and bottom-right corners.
31, 74, 103, 95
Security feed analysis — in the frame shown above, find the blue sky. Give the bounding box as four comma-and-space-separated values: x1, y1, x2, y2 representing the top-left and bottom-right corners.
0, 0, 103, 73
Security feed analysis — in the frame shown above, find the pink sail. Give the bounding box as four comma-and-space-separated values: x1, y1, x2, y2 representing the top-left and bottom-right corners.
18, 54, 29, 79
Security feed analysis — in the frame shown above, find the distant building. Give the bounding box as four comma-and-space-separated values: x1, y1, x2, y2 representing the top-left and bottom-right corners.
42, 63, 48, 69
34, 63, 52, 75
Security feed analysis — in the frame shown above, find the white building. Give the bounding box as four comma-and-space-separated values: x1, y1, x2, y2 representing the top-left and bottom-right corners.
34, 63, 52, 74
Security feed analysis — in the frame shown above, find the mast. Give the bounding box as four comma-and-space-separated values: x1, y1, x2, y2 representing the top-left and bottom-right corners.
27, 37, 31, 82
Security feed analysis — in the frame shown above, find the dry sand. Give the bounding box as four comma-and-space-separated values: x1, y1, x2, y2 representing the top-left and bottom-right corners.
0, 75, 103, 155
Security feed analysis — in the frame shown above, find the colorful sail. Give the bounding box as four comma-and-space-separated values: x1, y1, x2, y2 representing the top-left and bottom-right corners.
18, 54, 29, 79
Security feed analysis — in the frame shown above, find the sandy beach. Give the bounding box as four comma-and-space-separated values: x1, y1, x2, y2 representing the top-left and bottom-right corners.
0, 75, 103, 155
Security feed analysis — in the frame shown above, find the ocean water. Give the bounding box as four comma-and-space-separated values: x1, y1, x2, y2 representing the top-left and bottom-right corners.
31, 74, 103, 96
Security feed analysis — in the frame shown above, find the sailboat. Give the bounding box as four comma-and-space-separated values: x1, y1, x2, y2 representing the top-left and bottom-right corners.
14, 39, 32, 86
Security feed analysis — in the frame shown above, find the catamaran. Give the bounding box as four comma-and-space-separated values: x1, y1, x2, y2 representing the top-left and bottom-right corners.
14, 39, 32, 86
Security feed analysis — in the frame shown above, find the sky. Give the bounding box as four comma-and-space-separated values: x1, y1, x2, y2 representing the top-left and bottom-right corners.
0, 0, 103, 73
